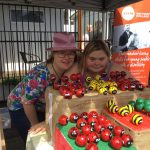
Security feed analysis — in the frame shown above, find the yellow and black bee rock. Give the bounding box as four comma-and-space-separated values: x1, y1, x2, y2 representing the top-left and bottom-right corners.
95, 74, 101, 81
109, 86, 118, 95
86, 76, 92, 83
118, 107, 129, 116
132, 114, 143, 125
88, 80, 98, 91
109, 104, 119, 113
106, 99, 115, 109
125, 104, 134, 114
98, 87, 108, 95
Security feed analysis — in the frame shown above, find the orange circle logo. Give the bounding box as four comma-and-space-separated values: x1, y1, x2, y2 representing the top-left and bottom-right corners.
122, 6, 135, 21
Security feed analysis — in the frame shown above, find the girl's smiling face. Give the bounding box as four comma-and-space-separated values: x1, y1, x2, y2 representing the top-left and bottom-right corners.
86, 50, 109, 74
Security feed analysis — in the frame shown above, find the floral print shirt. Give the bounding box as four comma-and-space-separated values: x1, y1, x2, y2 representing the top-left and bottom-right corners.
7, 63, 51, 111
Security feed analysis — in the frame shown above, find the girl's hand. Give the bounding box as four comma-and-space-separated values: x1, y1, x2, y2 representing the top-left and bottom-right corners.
28, 121, 46, 135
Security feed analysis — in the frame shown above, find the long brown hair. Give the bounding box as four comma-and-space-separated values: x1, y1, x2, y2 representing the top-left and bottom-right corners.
81, 40, 110, 73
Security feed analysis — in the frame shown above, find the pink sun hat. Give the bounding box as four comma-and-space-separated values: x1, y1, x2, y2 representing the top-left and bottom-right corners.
47, 32, 81, 51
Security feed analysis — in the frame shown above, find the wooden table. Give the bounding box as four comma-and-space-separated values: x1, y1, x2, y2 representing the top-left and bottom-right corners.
26, 131, 54, 150
0, 115, 6, 150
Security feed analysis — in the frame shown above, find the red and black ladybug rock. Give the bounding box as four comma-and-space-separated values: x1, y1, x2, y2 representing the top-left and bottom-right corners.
70, 73, 77, 81
49, 74, 56, 83
103, 120, 114, 130
70, 113, 79, 123
110, 71, 116, 80
63, 90, 73, 99
88, 111, 99, 118
136, 83, 144, 90
61, 75, 69, 83
121, 71, 127, 77
120, 83, 128, 91
88, 117, 98, 127
68, 127, 80, 139
101, 129, 112, 142
53, 82, 61, 90
58, 115, 68, 126
75, 133, 87, 147
68, 85, 76, 95
94, 123, 104, 134
97, 115, 106, 125
110, 136, 122, 150
85, 143, 98, 150
82, 125, 92, 135
80, 112, 88, 121
87, 132, 100, 144
59, 86, 68, 95
116, 71, 121, 77
122, 134, 133, 147
76, 118, 87, 129
128, 83, 136, 91
114, 126, 125, 136
75, 88, 84, 97
76, 73, 82, 81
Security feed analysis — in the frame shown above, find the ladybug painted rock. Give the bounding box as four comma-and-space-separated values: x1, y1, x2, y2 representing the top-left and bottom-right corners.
85, 143, 98, 150
103, 120, 114, 130
97, 115, 107, 125
70, 113, 79, 123
63, 90, 73, 99
75, 133, 87, 147
53, 82, 61, 90
110, 71, 116, 79
82, 125, 92, 135
128, 83, 136, 91
121, 71, 127, 77
122, 134, 133, 147
58, 115, 68, 126
115, 71, 121, 78
81, 86, 88, 93
120, 83, 128, 91
76, 81, 83, 89
88, 111, 99, 118
68, 127, 80, 139
76, 73, 82, 81
49, 74, 56, 83
101, 129, 112, 142
61, 75, 69, 83
75, 88, 84, 97
94, 123, 104, 134
88, 117, 98, 127
87, 132, 100, 144
68, 85, 76, 95
110, 136, 122, 150
114, 126, 125, 136
136, 83, 144, 90
70, 73, 77, 81
59, 86, 68, 95
76, 118, 87, 129
80, 112, 88, 121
